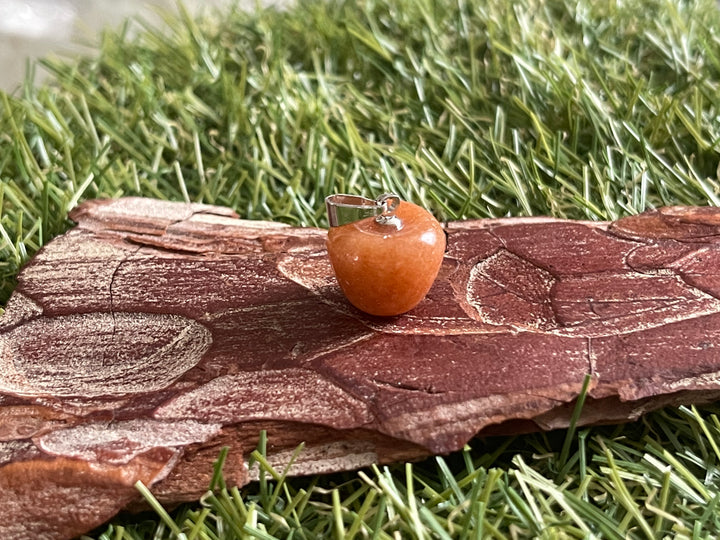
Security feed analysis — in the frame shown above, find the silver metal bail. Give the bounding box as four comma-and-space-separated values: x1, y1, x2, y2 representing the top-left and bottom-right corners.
374, 193, 402, 229
325, 193, 402, 228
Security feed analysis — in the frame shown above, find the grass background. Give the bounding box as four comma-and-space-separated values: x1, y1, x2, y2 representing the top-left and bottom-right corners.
2, 0, 720, 537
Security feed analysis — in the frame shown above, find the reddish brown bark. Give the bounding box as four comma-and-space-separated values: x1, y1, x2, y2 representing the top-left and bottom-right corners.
2, 198, 720, 538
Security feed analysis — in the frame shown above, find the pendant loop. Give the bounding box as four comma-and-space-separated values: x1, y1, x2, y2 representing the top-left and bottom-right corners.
325, 193, 401, 227
374, 193, 403, 229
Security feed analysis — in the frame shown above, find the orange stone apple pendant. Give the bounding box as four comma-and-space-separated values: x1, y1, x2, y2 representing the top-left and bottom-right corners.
325, 193, 446, 316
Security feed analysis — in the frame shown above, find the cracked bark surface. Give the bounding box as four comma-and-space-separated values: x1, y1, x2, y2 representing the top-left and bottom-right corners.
3, 198, 720, 538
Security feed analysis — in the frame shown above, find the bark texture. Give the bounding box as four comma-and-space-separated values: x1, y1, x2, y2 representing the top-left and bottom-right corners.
2, 198, 720, 538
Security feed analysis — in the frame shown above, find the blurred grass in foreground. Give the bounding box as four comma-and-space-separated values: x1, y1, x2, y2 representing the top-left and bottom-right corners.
2, 0, 720, 537
96, 405, 720, 539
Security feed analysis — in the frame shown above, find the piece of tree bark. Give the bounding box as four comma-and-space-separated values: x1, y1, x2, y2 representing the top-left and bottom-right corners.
2, 198, 720, 538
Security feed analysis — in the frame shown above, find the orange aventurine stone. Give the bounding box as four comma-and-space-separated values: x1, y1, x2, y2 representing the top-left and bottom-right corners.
326, 201, 446, 316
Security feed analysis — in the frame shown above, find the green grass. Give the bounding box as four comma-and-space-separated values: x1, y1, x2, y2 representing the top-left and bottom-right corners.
1, 0, 720, 537
87, 406, 720, 539
3, 0, 720, 306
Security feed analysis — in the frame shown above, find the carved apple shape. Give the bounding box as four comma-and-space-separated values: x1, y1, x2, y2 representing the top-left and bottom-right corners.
326, 201, 445, 316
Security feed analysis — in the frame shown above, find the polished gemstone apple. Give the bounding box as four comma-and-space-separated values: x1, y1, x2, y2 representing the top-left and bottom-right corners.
327, 201, 445, 316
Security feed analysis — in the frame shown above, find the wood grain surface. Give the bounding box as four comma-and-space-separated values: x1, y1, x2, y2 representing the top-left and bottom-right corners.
2, 197, 720, 538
